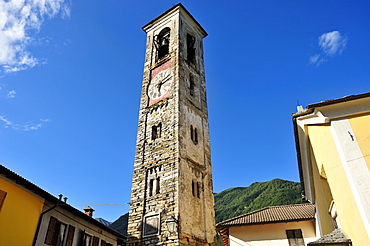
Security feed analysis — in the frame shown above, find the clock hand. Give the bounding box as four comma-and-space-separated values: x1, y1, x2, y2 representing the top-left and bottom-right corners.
156, 76, 172, 90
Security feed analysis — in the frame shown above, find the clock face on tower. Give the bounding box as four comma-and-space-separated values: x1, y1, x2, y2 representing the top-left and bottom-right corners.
148, 68, 173, 101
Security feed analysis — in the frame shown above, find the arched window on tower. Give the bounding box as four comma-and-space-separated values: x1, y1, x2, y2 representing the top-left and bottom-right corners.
155, 28, 170, 60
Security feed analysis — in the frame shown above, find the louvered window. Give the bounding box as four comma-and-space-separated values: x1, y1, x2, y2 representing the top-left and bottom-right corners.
286, 229, 305, 246
45, 217, 58, 244
45, 216, 67, 246
92, 236, 99, 246
65, 225, 75, 246
81, 232, 92, 246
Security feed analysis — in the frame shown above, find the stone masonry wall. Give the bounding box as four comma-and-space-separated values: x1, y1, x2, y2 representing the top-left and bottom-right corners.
127, 5, 215, 246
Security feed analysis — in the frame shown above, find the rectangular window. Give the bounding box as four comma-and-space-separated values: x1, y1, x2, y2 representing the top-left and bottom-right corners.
286, 229, 305, 246
143, 215, 160, 236
0, 189, 7, 211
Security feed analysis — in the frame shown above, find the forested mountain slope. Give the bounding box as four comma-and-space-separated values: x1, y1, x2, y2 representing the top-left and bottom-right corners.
214, 179, 302, 223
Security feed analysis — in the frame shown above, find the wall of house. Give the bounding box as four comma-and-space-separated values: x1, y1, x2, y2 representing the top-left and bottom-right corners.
229, 220, 316, 246
348, 113, 370, 171
307, 114, 370, 245
34, 205, 119, 246
0, 178, 44, 246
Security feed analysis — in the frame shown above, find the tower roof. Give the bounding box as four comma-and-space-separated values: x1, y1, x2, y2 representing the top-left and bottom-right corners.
142, 3, 207, 37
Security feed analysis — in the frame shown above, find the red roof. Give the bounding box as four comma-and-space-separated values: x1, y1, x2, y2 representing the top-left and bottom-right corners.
217, 203, 315, 227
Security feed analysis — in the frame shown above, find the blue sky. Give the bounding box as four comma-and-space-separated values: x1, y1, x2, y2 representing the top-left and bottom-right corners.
1, 0, 369, 222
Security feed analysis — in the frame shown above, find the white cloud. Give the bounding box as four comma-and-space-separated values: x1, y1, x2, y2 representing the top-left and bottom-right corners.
318, 31, 347, 56
7, 89, 16, 98
0, 0, 70, 76
309, 31, 348, 66
0, 116, 12, 126
0, 115, 49, 131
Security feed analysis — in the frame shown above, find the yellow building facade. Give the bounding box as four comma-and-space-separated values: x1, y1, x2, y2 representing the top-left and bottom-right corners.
0, 174, 44, 246
0, 165, 125, 246
293, 93, 370, 246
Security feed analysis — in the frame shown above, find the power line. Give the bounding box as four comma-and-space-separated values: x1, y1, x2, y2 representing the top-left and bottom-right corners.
70, 203, 130, 206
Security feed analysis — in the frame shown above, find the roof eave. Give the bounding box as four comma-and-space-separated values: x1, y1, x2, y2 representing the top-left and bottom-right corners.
217, 218, 315, 228
142, 3, 207, 37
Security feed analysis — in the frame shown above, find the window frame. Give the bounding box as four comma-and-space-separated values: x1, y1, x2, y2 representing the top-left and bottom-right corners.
286, 229, 305, 246
44, 216, 68, 246
156, 28, 171, 60
143, 214, 161, 237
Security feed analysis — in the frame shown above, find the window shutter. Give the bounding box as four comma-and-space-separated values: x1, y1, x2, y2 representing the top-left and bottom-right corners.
295, 230, 305, 246
65, 225, 75, 246
92, 236, 99, 246
101, 240, 106, 246
0, 190, 7, 211
286, 229, 304, 246
45, 217, 58, 245
79, 230, 85, 246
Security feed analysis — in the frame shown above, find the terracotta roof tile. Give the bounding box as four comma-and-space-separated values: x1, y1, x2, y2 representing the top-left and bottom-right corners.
216, 203, 315, 227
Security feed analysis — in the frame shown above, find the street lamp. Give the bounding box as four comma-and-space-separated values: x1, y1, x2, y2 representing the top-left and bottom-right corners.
165, 216, 178, 233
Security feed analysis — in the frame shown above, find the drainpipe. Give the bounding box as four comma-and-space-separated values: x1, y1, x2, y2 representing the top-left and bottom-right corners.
32, 194, 68, 246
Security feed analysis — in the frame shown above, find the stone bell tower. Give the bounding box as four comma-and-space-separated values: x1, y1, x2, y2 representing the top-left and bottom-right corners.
127, 4, 215, 245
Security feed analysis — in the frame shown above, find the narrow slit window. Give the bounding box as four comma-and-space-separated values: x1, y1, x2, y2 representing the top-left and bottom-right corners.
149, 179, 154, 196
156, 177, 160, 194
190, 125, 199, 145
191, 180, 195, 196
189, 74, 195, 97
194, 128, 198, 145
152, 125, 158, 140
187, 34, 196, 63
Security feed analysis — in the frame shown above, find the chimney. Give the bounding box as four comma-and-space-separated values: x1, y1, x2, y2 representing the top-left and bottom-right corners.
83, 206, 95, 217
